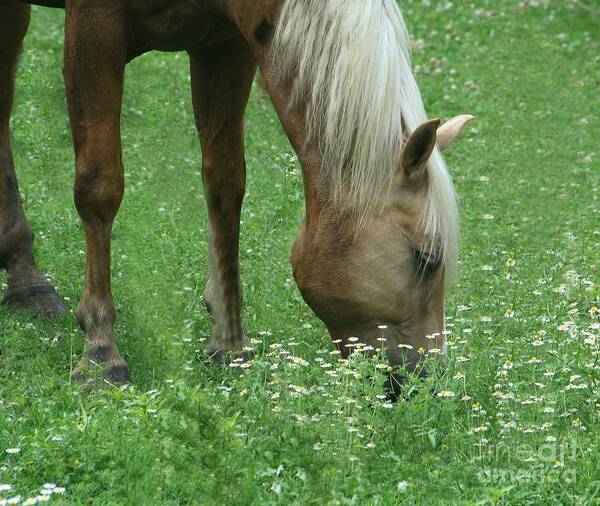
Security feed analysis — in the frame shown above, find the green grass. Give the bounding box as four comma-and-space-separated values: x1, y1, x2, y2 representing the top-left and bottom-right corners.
1, 1, 599, 504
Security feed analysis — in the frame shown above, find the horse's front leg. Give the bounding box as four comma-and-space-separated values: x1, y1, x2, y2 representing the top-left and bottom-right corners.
64, 1, 129, 385
189, 37, 257, 362
0, 1, 66, 317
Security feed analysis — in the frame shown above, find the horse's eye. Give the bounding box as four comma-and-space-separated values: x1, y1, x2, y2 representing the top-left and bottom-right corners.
414, 249, 442, 275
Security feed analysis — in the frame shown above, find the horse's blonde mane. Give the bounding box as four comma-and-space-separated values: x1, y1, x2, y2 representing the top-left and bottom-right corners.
272, 0, 459, 282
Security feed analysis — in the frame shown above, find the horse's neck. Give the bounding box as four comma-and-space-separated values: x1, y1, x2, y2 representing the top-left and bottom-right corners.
263, 77, 324, 228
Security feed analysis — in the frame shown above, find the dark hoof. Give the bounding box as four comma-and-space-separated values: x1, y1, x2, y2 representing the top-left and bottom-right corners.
207, 343, 253, 365
2, 283, 67, 318
103, 364, 132, 384
72, 358, 131, 390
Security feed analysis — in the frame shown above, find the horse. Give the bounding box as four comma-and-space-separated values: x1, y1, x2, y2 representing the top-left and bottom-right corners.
0, 0, 473, 385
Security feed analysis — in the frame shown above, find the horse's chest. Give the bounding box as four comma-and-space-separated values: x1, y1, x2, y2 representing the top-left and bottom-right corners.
128, 0, 238, 55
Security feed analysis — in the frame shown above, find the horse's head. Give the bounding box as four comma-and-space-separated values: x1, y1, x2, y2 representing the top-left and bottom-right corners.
291, 116, 472, 371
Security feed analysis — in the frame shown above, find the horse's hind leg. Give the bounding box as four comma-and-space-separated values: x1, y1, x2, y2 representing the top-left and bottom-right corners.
64, 2, 129, 385
189, 37, 256, 362
0, 1, 66, 317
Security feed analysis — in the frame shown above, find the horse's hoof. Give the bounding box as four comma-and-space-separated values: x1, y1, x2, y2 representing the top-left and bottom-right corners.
207, 342, 253, 365
2, 283, 67, 318
72, 357, 131, 390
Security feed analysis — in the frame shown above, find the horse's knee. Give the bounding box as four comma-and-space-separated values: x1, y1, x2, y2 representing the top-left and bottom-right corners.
202, 158, 246, 208
0, 221, 34, 269
76, 292, 116, 334
0, 168, 34, 268
74, 161, 123, 222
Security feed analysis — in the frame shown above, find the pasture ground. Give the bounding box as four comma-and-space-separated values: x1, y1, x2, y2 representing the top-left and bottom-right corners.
1, 1, 599, 504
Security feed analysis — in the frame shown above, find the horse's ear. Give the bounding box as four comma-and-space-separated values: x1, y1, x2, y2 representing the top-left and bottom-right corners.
437, 115, 474, 151
400, 119, 440, 179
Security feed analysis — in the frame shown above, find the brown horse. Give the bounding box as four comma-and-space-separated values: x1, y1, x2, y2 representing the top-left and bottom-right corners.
0, 0, 472, 385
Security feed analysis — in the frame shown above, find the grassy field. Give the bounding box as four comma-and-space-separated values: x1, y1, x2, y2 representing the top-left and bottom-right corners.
1, 1, 599, 504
